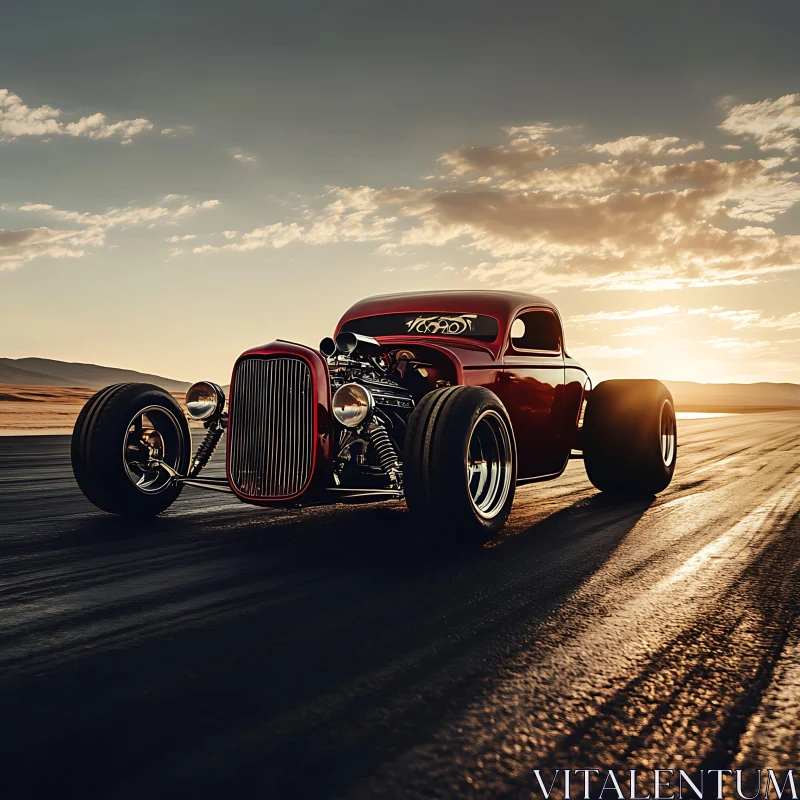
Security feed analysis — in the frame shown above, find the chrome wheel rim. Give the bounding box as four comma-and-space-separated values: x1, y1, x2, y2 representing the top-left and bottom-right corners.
660, 399, 676, 467
466, 410, 513, 519
123, 405, 184, 493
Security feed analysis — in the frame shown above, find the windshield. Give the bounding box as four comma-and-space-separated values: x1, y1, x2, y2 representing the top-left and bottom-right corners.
342, 312, 500, 342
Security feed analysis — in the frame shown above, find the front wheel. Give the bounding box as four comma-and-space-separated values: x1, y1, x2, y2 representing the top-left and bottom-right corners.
71, 383, 191, 517
582, 379, 677, 496
403, 386, 517, 544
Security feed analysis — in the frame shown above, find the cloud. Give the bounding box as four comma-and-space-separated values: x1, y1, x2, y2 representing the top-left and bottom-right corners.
719, 94, 800, 152
167, 233, 197, 242
189, 186, 399, 255
589, 135, 704, 158
503, 123, 567, 143
0, 89, 152, 144
438, 124, 564, 178
231, 149, 257, 164
382, 149, 799, 290
205, 154, 800, 290
0, 226, 103, 270
701, 336, 771, 351
725, 164, 800, 223
17, 194, 220, 229
570, 306, 680, 322
3, 195, 220, 269
440, 143, 556, 176
570, 345, 646, 359
305, 186, 400, 243
689, 306, 800, 331
161, 125, 193, 137
184, 94, 800, 293
382, 262, 430, 273
500, 157, 767, 195
736, 226, 774, 237
425, 187, 715, 250
196, 222, 305, 253
612, 325, 666, 338
62, 113, 151, 143
761, 312, 800, 330
687, 306, 763, 328
759, 311, 800, 328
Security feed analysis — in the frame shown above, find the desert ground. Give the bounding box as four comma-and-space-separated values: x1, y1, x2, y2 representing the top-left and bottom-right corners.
0, 384, 195, 435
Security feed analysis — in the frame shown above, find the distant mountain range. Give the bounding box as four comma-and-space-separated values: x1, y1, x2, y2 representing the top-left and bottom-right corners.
0, 358, 190, 393
664, 380, 800, 409
1, 358, 799, 409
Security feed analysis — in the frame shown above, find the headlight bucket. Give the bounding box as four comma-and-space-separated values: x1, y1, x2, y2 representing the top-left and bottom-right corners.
185, 381, 225, 421
332, 383, 374, 428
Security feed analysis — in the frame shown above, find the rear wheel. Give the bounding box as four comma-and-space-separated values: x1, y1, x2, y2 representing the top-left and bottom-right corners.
403, 386, 517, 544
71, 383, 190, 517
582, 379, 677, 496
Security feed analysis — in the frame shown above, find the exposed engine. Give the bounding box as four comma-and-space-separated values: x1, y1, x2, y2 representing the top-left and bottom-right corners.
320, 331, 437, 492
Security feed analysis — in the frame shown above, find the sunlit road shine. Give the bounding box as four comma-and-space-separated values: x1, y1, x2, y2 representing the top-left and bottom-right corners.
1, 412, 798, 798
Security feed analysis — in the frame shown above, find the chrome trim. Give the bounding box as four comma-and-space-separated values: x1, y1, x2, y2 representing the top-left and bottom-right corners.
323, 488, 404, 503
228, 355, 314, 499
319, 336, 337, 357
122, 405, 185, 494
332, 382, 374, 428
516, 470, 564, 485
176, 476, 233, 493
186, 381, 225, 421
660, 399, 677, 467
334, 331, 382, 356
325, 487, 403, 495
366, 420, 402, 489
466, 409, 514, 519
189, 420, 225, 477
128, 460, 234, 493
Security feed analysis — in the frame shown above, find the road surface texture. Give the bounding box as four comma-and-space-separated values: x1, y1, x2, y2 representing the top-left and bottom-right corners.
1, 412, 799, 799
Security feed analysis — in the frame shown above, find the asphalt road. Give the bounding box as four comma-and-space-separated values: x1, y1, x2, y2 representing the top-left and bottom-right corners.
1, 413, 799, 799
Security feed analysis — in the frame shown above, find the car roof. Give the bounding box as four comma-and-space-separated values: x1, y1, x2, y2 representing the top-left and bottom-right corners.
338, 290, 557, 325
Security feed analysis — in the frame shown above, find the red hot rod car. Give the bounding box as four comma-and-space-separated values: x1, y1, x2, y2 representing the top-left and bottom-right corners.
72, 290, 677, 541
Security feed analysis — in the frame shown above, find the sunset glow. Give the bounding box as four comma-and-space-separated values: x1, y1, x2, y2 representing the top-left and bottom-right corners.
1, 4, 798, 385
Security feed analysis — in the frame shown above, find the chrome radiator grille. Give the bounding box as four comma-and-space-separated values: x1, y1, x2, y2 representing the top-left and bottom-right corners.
228, 356, 314, 499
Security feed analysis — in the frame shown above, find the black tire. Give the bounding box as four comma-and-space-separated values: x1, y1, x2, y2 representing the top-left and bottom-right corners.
403, 386, 517, 544
71, 383, 191, 517
582, 379, 677, 496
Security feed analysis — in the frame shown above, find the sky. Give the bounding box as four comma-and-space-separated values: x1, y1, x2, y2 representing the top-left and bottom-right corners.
1, 0, 799, 385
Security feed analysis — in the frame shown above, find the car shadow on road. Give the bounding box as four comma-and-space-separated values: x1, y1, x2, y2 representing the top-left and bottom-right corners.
0, 491, 655, 800
18, 487, 655, 575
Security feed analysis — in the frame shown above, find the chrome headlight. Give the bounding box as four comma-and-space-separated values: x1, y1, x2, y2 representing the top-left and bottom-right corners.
332, 383, 373, 428
185, 381, 225, 421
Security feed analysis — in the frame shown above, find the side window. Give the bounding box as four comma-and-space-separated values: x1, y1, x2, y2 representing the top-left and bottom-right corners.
510, 309, 562, 352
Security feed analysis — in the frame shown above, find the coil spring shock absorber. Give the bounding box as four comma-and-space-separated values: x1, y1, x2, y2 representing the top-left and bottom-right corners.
189, 423, 224, 477
367, 421, 403, 490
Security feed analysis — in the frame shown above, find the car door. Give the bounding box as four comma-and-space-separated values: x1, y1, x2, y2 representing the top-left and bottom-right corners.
496, 307, 566, 479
